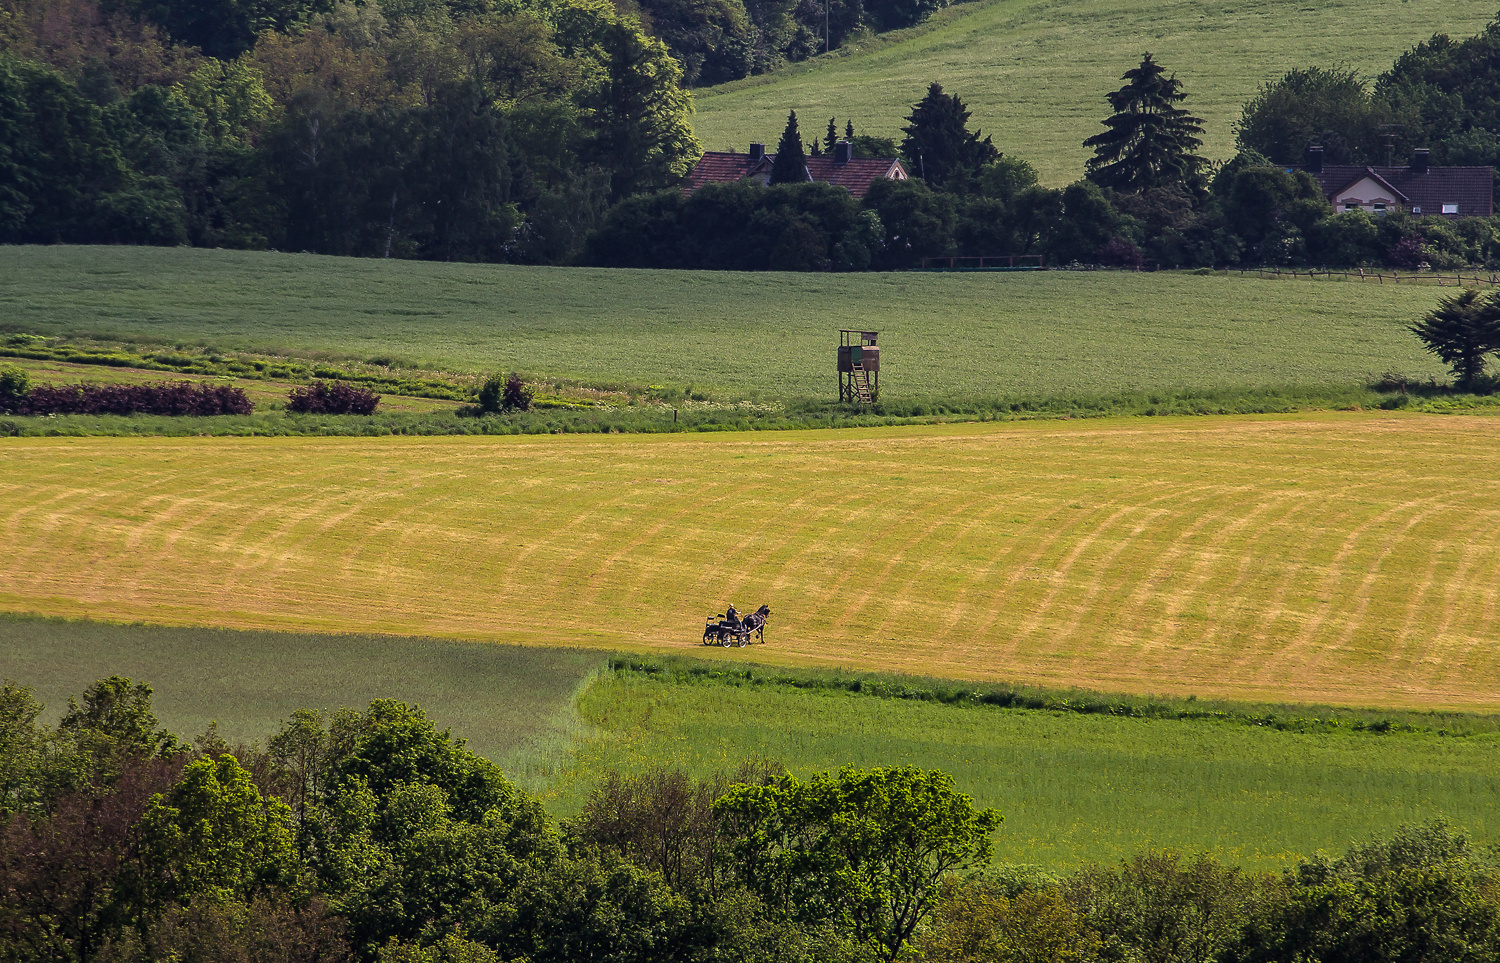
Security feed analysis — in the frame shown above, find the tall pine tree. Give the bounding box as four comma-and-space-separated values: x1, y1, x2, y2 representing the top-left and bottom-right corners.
1084, 53, 1206, 193
899, 83, 997, 191
769, 109, 809, 184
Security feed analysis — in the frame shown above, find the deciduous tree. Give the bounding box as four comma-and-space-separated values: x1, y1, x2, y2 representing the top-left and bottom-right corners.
715, 765, 1001, 963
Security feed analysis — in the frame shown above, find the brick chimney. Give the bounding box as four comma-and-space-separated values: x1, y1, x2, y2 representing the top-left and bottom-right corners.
748, 143, 765, 163
1305, 145, 1324, 174
1411, 148, 1430, 174
833, 140, 852, 164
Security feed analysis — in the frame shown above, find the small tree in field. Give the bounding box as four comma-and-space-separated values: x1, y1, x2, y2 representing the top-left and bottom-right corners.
1410, 288, 1500, 391
478, 373, 534, 412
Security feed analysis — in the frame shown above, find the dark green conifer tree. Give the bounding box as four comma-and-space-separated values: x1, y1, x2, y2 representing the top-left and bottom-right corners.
1084, 52, 1206, 193
899, 83, 997, 191
769, 109, 808, 184
825, 117, 838, 152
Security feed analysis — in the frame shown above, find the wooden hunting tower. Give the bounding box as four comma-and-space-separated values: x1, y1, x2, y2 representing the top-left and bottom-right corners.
838, 330, 880, 403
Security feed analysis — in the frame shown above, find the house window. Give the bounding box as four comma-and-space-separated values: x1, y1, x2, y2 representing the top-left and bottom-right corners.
1443, 203, 1459, 214
1412, 206, 1422, 214
1343, 202, 1359, 211
1373, 203, 1387, 215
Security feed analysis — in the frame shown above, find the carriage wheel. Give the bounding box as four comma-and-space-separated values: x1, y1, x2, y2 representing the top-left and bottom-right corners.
718, 632, 731, 648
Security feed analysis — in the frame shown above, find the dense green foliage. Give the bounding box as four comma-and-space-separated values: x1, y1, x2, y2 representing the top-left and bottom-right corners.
0, 0, 699, 260
4, 673, 1496, 962
1239, 18, 1500, 172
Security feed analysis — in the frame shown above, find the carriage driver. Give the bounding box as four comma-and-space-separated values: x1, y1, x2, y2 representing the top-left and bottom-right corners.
725, 604, 739, 627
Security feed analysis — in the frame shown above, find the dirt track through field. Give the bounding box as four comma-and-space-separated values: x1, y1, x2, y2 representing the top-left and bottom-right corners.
4, 413, 1500, 710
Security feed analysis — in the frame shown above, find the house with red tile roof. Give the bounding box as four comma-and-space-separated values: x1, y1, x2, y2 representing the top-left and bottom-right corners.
685, 141, 909, 198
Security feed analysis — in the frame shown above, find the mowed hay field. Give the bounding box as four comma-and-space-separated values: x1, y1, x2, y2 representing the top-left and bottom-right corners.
0, 246, 1453, 400
5, 413, 1500, 710
691, 0, 1492, 184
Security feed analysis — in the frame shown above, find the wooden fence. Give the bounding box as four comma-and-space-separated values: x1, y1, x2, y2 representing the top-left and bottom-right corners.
1246, 266, 1500, 287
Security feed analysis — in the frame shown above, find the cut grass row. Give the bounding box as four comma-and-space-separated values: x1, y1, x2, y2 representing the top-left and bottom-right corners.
553, 668, 1500, 872
4, 413, 1500, 710
0, 246, 1457, 403
690, 0, 1492, 184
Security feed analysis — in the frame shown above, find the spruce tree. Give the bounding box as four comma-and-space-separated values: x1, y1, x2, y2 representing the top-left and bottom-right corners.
899, 83, 998, 191
1410, 288, 1500, 391
769, 110, 809, 184
825, 117, 839, 152
1084, 52, 1206, 193
845, 119, 855, 140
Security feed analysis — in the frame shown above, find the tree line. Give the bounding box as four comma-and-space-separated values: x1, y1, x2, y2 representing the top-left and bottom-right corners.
3, 674, 1498, 963
1, 0, 699, 261
8, 1, 1500, 268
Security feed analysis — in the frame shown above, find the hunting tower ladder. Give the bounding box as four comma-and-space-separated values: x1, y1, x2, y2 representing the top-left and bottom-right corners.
838, 330, 880, 404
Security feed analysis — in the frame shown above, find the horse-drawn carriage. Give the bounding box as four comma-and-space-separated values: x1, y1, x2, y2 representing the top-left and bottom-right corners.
702, 604, 771, 647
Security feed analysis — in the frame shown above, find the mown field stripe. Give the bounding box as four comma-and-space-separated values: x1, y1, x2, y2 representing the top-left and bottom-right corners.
3, 415, 1500, 709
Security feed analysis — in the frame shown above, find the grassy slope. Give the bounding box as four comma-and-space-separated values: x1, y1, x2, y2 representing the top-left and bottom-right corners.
0, 246, 1455, 401
0, 615, 602, 777
689, 0, 1492, 184
6, 414, 1500, 710
553, 672, 1500, 871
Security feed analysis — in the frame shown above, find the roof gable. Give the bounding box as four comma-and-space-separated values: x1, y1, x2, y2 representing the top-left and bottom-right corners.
686, 151, 907, 198
1331, 171, 1408, 204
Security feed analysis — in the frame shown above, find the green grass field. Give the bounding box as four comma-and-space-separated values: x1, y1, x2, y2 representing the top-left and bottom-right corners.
0, 615, 602, 779
0, 246, 1457, 402
5, 413, 1500, 711
552, 670, 1500, 872
690, 0, 1493, 184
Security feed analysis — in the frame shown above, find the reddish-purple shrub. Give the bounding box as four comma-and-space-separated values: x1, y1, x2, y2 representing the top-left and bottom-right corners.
18, 382, 253, 416
1386, 233, 1428, 269
1096, 238, 1146, 269
286, 381, 380, 415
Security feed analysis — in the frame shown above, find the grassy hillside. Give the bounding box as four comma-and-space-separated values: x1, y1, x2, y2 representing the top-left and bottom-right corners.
690, 0, 1492, 184
552, 670, 1500, 871
6, 414, 1500, 710
0, 246, 1455, 402
0, 615, 602, 778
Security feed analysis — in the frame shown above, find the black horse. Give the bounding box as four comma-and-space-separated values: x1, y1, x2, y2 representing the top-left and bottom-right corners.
741, 604, 771, 643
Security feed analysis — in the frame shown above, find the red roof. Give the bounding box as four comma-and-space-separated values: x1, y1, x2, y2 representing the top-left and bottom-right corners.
685, 151, 908, 198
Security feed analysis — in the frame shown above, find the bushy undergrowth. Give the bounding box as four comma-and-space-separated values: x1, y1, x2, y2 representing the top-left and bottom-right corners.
286, 381, 380, 415
4, 380, 254, 416
1, 381, 1495, 437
